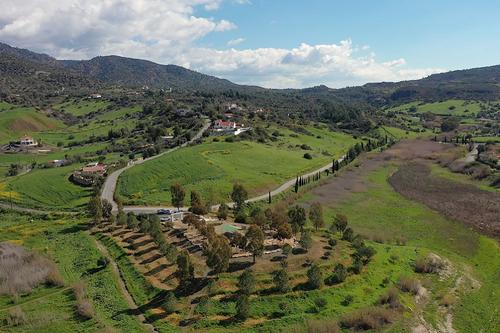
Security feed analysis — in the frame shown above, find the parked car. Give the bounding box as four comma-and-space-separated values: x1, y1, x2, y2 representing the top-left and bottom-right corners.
157, 209, 171, 215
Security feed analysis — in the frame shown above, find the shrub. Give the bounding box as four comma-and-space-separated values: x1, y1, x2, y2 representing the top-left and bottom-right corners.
340, 307, 395, 330
0, 243, 64, 296
73, 282, 95, 319
414, 254, 444, 274
440, 293, 456, 307
307, 263, 323, 289
377, 287, 401, 309
303, 153, 313, 160
162, 292, 178, 314
341, 295, 353, 306
305, 319, 340, 333
314, 297, 327, 309
397, 276, 421, 295
6, 306, 27, 326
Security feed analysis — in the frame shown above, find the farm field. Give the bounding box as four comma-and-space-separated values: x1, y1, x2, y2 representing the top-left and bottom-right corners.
0, 211, 145, 333
298, 139, 500, 332
384, 99, 484, 116
53, 99, 110, 117
117, 125, 359, 206
0, 165, 92, 210
0, 102, 64, 144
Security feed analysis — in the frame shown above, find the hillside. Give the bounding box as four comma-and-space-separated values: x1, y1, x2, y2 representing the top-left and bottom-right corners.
61, 56, 250, 92
2, 41, 500, 109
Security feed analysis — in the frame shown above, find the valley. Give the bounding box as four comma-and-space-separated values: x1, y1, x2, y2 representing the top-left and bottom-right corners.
0, 40, 499, 333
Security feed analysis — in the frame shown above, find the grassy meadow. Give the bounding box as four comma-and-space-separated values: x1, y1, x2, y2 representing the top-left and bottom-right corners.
384, 99, 485, 116
299, 162, 500, 332
0, 102, 63, 144
0, 211, 145, 333
117, 125, 358, 205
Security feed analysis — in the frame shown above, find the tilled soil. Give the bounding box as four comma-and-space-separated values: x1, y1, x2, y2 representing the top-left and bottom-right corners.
306, 139, 500, 237
389, 162, 500, 237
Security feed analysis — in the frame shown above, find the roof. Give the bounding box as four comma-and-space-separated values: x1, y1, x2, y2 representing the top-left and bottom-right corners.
82, 164, 106, 174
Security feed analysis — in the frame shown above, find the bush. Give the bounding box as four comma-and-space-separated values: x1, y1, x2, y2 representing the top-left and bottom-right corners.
0, 243, 64, 296
397, 276, 421, 295
341, 295, 353, 306
73, 282, 95, 319
305, 319, 340, 333
303, 153, 313, 160
414, 254, 444, 274
6, 306, 27, 326
314, 297, 327, 309
340, 307, 395, 330
377, 287, 401, 309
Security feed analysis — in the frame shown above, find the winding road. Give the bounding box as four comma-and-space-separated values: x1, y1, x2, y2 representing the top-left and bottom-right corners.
101, 120, 211, 212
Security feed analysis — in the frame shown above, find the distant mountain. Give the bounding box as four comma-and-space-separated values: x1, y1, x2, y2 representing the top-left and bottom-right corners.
1, 41, 500, 106
0, 42, 101, 102
60, 55, 252, 92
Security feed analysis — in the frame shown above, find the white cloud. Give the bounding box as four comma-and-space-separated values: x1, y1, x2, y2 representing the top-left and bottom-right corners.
227, 38, 245, 46
0, 0, 444, 88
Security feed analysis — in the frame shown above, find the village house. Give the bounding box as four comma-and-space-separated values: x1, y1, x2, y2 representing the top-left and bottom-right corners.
71, 162, 107, 186
82, 162, 107, 176
19, 136, 37, 146
212, 119, 251, 136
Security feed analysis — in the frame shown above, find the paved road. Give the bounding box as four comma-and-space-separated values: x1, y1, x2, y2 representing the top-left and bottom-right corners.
101, 120, 211, 212
120, 155, 346, 215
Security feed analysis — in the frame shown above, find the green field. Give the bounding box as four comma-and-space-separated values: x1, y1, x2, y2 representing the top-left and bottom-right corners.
0, 102, 63, 144
0, 165, 91, 210
0, 211, 144, 332
54, 99, 110, 117
385, 99, 485, 116
117, 125, 358, 205
300, 163, 500, 332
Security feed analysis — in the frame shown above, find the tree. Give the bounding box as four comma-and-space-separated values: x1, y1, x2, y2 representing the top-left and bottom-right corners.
231, 183, 248, 211
217, 203, 229, 220
326, 263, 347, 285
245, 225, 264, 263
126, 212, 139, 230
276, 222, 293, 239
299, 229, 313, 251
441, 117, 460, 132
117, 209, 127, 226
176, 251, 194, 285
235, 294, 250, 321
237, 269, 255, 295
333, 214, 348, 233
342, 227, 354, 242
101, 199, 113, 219
205, 235, 232, 273
309, 202, 324, 231
170, 183, 185, 210
288, 205, 306, 234
88, 196, 103, 224
273, 261, 290, 293
190, 190, 207, 215
162, 292, 177, 314
307, 263, 323, 290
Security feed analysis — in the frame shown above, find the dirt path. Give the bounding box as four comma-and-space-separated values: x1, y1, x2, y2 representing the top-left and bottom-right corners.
92, 235, 158, 333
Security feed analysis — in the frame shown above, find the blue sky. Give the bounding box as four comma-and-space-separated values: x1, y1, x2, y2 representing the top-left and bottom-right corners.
199, 0, 500, 70
1, 0, 499, 88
